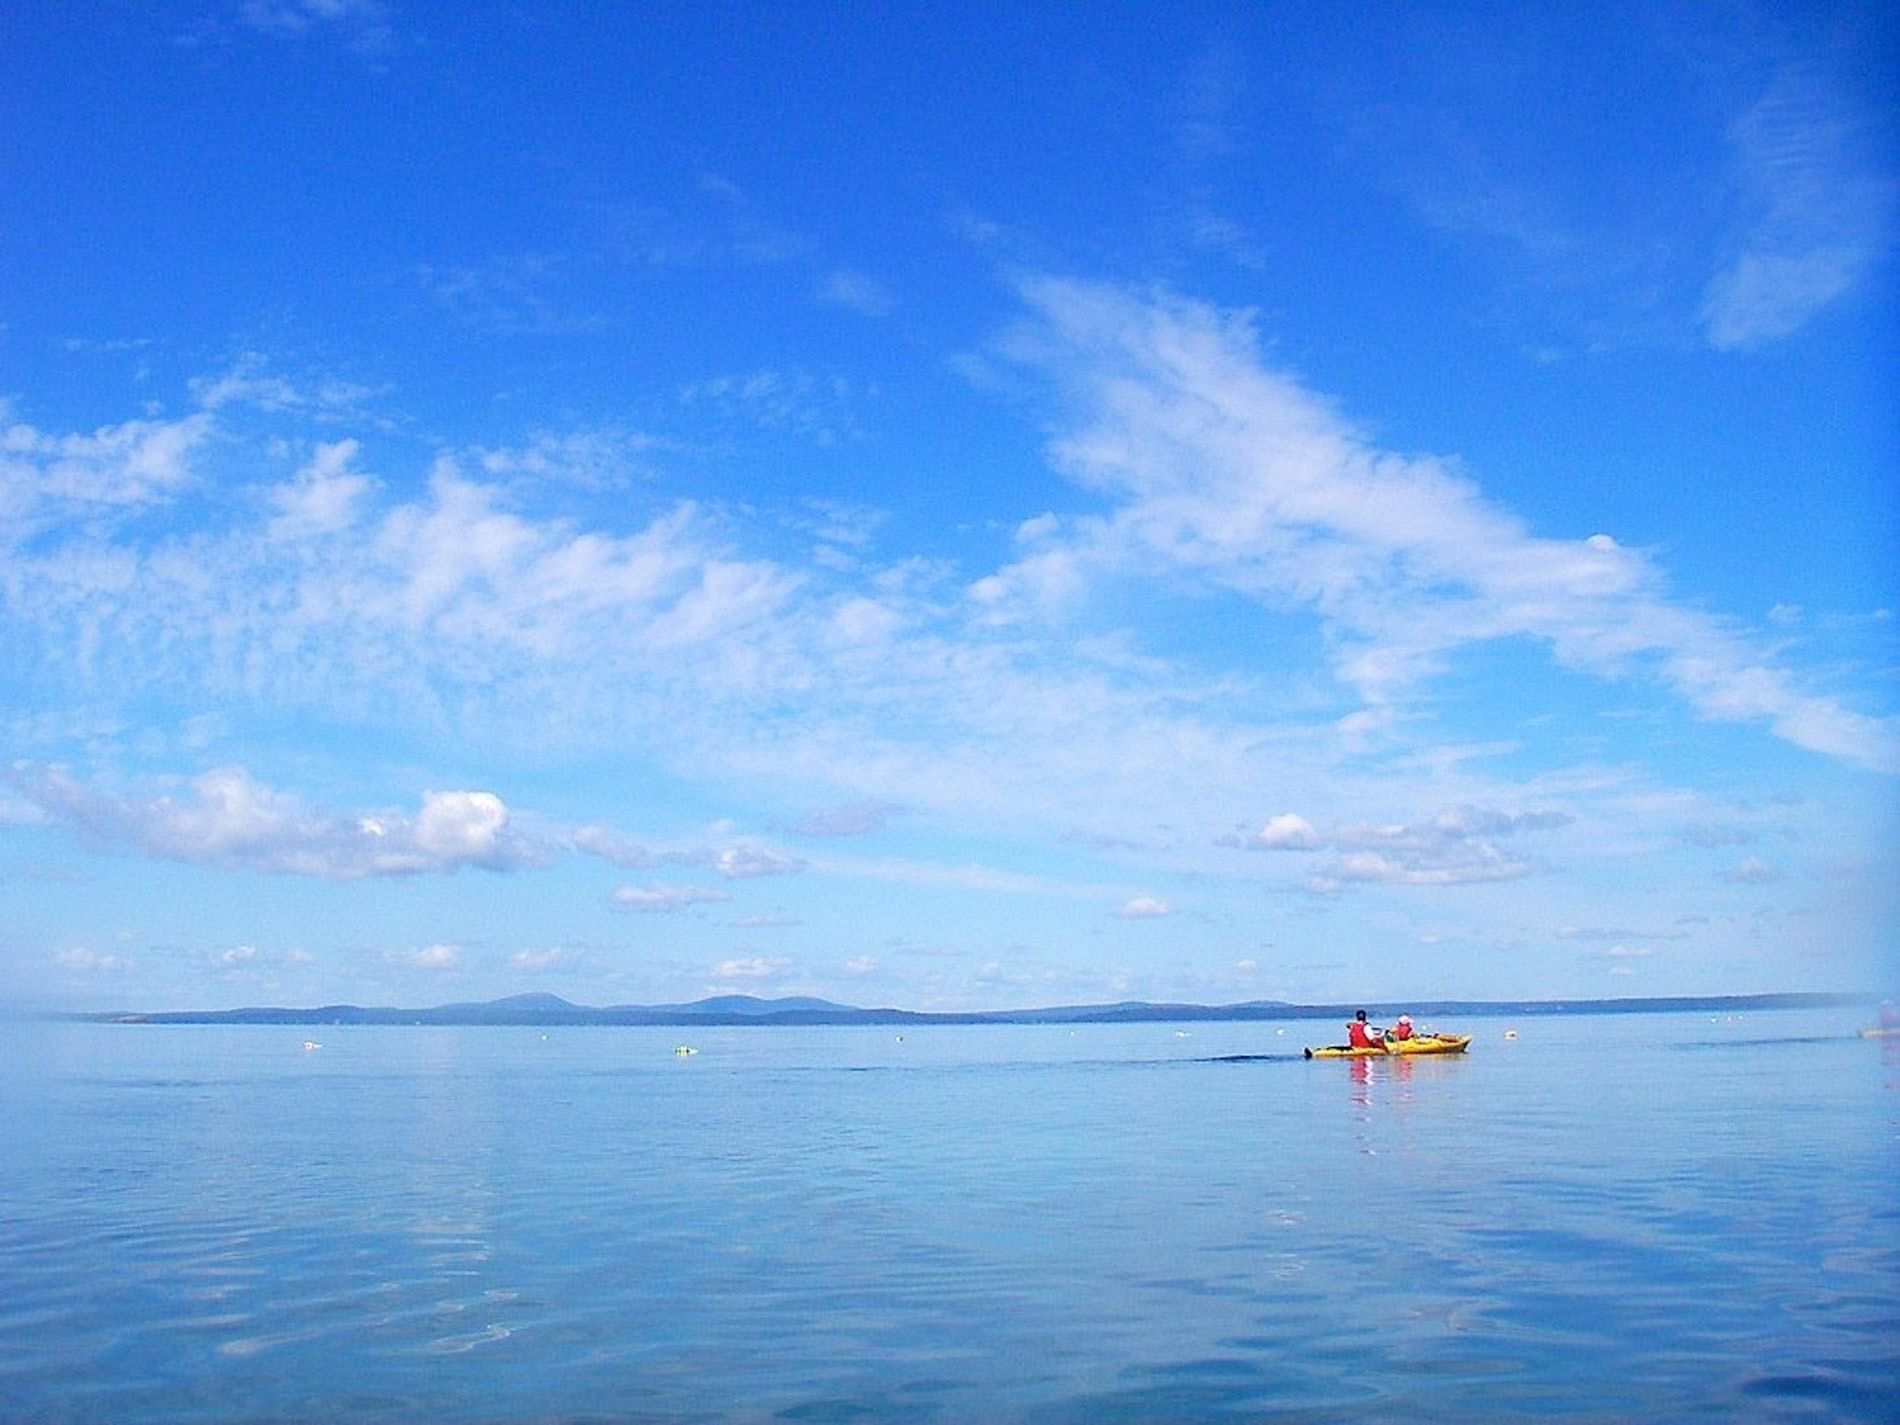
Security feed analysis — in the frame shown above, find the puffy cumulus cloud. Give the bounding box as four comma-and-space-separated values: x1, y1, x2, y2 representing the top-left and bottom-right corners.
844, 954, 879, 975
11, 764, 539, 879
1114, 895, 1174, 919
400, 943, 461, 969
611, 884, 730, 912
413, 791, 513, 866
1251, 812, 1321, 850
1234, 803, 1572, 892
715, 844, 804, 879
997, 277, 1900, 772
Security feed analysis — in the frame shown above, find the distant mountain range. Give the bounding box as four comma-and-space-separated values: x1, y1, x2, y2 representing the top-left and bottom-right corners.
64, 990, 1866, 1028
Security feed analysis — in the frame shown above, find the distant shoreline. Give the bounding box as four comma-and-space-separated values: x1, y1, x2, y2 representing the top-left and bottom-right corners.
43, 990, 1870, 1028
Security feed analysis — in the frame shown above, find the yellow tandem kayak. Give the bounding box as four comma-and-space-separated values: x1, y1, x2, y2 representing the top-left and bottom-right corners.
1304, 1034, 1472, 1060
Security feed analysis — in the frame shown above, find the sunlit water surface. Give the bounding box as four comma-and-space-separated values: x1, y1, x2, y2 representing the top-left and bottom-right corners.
2, 1009, 1895, 1423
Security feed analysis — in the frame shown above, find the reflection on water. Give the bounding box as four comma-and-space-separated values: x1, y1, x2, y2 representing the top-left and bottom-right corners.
0, 1011, 1893, 1423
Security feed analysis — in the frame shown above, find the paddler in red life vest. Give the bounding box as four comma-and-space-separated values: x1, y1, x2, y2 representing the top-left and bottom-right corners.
1346, 1010, 1384, 1049
1388, 1015, 1415, 1041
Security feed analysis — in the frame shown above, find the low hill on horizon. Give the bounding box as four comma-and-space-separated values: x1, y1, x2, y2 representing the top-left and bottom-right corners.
59, 990, 1867, 1028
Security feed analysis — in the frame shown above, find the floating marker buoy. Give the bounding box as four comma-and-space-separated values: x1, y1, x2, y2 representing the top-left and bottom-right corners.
302, 1041, 321, 1051
1503, 1030, 1518, 1040
673, 1045, 697, 1056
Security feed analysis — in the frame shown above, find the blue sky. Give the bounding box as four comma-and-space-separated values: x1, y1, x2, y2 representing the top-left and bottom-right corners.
3, 1, 1895, 1013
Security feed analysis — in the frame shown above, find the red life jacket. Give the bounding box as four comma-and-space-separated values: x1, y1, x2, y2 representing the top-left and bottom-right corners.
1347, 1019, 1377, 1048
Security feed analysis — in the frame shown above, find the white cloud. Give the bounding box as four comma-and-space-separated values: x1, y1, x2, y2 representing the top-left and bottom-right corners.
511, 947, 577, 971
1237, 803, 1571, 891
474, 427, 666, 492
997, 277, 1899, 772
792, 801, 898, 837
816, 269, 896, 318
12, 764, 538, 879
2, 278, 1892, 939
1, 414, 210, 543
711, 956, 785, 981
268, 440, 373, 539
1114, 895, 1173, 919
568, 825, 661, 869
612, 884, 730, 912
1724, 856, 1780, 885
1254, 812, 1320, 850
190, 352, 376, 418
405, 943, 461, 970
414, 790, 512, 865
675, 369, 866, 445
239, 0, 388, 35
715, 845, 803, 879
55, 945, 126, 973
1700, 71, 1896, 350
845, 955, 879, 975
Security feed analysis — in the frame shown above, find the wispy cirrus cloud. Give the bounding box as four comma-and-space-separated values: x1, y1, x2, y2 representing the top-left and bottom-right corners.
1, 413, 211, 543
791, 801, 900, 838
2, 276, 1892, 920
1700, 67, 1897, 350
990, 277, 1900, 772
190, 352, 378, 420
711, 956, 788, 982
816, 269, 897, 318
612, 884, 730, 913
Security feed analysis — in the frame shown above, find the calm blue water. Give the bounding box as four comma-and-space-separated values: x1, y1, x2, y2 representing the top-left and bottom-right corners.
2, 1009, 1895, 1423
